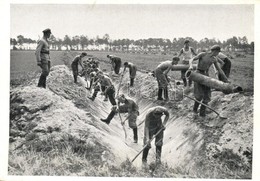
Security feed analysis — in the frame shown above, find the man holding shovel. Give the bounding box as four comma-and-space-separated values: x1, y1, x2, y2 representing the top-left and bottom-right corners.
188, 45, 228, 117
123, 62, 137, 87
71, 52, 87, 83
100, 94, 139, 143
107, 55, 122, 75
154, 57, 180, 101
142, 106, 169, 164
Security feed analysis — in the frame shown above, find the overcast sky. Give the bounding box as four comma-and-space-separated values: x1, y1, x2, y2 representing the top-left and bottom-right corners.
10, 4, 254, 42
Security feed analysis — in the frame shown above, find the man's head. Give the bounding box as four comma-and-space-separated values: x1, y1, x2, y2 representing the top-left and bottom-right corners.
210, 45, 221, 56
117, 94, 126, 103
153, 109, 164, 118
80, 52, 87, 58
124, 62, 129, 67
107, 55, 111, 58
184, 39, 190, 48
172, 57, 180, 65
43, 28, 51, 38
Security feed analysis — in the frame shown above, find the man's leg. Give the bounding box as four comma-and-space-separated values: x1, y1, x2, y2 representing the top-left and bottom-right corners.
101, 110, 116, 124
155, 128, 164, 164
181, 70, 187, 87
37, 62, 49, 88
107, 87, 117, 105
157, 88, 163, 100
163, 87, 169, 101
133, 127, 138, 143
88, 87, 99, 101
130, 78, 134, 87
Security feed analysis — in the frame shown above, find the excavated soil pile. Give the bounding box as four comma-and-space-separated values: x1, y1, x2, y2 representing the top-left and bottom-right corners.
9, 65, 253, 178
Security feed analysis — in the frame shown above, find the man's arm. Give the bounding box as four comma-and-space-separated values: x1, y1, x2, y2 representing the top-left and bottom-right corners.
191, 47, 197, 56
177, 49, 183, 57
35, 41, 43, 65
162, 110, 170, 127
213, 60, 228, 83
189, 52, 203, 69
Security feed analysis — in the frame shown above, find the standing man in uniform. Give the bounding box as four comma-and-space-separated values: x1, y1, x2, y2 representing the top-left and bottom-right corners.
107, 55, 122, 75
100, 94, 139, 143
154, 57, 180, 101
142, 106, 169, 164
71, 52, 87, 83
188, 45, 228, 117
123, 62, 137, 87
178, 39, 197, 87
35, 28, 52, 88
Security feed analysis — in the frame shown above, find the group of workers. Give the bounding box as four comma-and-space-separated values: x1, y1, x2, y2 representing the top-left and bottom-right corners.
35, 28, 232, 165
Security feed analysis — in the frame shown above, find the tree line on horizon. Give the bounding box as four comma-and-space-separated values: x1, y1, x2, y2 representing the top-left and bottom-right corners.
10, 34, 254, 52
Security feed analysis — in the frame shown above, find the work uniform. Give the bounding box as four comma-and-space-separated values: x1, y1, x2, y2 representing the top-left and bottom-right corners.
90, 75, 116, 105
110, 56, 122, 74
180, 47, 194, 86
125, 62, 137, 86
154, 60, 172, 100
101, 98, 139, 142
71, 55, 83, 83
142, 106, 169, 163
217, 52, 231, 80
193, 52, 217, 116
35, 38, 51, 88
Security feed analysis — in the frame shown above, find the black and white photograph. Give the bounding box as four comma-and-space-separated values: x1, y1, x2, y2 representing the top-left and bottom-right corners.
1, 0, 260, 180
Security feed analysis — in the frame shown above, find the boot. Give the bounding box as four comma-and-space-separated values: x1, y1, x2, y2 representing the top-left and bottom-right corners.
163, 87, 169, 101
142, 147, 150, 163
199, 104, 206, 117
130, 78, 134, 87
88, 91, 97, 101
133, 128, 138, 143
156, 146, 162, 164
100, 111, 116, 125
37, 75, 46, 88
157, 88, 163, 100
183, 78, 187, 87
193, 101, 200, 113
73, 75, 77, 83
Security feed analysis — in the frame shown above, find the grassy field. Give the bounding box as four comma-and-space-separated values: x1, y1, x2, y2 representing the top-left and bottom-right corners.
10, 50, 254, 92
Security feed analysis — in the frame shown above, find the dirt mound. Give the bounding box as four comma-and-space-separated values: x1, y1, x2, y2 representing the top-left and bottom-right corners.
9, 65, 253, 178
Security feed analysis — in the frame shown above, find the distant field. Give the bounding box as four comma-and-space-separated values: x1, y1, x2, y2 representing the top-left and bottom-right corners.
10, 50, 254, 92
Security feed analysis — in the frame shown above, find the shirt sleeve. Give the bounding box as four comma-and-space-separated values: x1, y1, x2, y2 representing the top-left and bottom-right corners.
35, 41, 43, 63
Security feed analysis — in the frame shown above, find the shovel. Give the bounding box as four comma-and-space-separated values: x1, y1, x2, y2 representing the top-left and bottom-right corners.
183, 94, 228, 119
131, 127, 165, 163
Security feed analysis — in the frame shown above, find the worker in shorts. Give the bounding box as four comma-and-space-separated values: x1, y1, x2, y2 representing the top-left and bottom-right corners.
142, 106, 169, 164
123, 62, 137, 86
188, 45, 228, 117
100, 94, 139, 143
154, 57, 180, 101
177, 39, 197, 87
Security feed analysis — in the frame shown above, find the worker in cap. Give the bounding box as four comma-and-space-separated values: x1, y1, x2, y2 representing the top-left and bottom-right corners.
123, 62, 137, 87
210, 45, 221, 51
142, 106, 170, 164
42, 28, 51, 34
107, 55, 122, 75
35, 28, 52, 88
100, 94, 139, 143
188, 44, 228, 117
177, 39, 197, 87
71, 52, 87, 83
